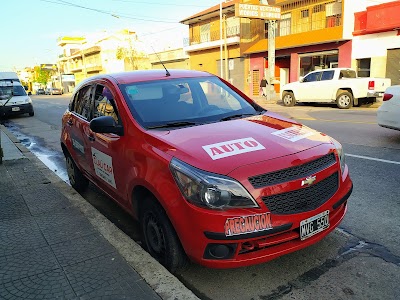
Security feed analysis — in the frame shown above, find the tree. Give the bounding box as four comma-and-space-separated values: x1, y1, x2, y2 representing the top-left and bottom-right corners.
34, 66, 51, 86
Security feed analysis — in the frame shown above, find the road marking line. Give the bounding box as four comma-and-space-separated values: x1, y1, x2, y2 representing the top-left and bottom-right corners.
346, 154, 400, 165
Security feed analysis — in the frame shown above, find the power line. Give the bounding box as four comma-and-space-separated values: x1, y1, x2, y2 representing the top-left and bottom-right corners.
111, 0, 212, 7
39, 0, 183, 23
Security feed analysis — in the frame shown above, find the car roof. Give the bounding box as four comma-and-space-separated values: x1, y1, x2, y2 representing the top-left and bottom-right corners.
78, 69, 215, 86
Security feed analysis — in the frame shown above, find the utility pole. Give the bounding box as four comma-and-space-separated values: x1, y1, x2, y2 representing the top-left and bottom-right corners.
267, 20, 276, 102
220, 1, 223, 79
224, 14, 229, 82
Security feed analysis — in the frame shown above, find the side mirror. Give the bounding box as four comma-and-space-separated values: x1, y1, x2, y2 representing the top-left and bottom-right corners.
90, 116, 124, 136
28, 92, 32, 95
299, 76, 304, 83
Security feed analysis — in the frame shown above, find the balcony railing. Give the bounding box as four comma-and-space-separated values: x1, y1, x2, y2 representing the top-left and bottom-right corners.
184, 25, 240, 46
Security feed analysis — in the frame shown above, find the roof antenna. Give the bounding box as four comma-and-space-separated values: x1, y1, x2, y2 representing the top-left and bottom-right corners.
151, 45, 170, 77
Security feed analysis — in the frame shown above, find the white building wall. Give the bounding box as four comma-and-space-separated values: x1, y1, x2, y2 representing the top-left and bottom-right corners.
352, 30, 400, 78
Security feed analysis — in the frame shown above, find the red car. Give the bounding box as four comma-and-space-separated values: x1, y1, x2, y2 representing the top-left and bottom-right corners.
61, 69, 353, 272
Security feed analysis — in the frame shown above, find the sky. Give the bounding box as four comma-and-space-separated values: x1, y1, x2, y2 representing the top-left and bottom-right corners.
0, 0, 220, 71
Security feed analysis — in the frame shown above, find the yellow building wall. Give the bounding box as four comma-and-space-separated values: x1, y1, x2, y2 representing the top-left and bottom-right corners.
189, 46, 241, 75
370, 56, 387, 78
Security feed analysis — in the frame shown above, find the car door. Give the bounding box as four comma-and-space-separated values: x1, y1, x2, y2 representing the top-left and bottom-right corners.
65, 85, 95, 178
316, 70, 335, 101
84, 83, 129, 205
296, 71, 322, 101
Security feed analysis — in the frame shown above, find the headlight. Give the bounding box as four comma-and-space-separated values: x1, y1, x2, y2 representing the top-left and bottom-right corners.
331, 138, 345, 174
170, 158, 259, 210
25, 97, 32, 104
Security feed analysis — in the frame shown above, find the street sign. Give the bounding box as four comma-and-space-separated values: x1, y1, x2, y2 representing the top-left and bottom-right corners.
234, 3, 281, 20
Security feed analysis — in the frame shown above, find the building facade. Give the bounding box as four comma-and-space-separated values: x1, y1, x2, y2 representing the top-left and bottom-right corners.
57, 30, 150, 87
181, 0, 397, 98
352, 0, 400, 85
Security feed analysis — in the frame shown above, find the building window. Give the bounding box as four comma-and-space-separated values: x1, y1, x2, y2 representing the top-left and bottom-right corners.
313, 4, 325, 13
279, 13, 291, 36
301, 9, 309, 18
357, 58, 371, 77
200, 24, 210, 43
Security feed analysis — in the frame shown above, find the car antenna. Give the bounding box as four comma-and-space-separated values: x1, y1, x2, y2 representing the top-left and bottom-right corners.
151, 45, 170, 77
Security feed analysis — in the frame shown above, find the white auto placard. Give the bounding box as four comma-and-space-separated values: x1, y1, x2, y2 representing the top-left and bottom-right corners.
202, 137, 265, 160
91, 147, 116, 188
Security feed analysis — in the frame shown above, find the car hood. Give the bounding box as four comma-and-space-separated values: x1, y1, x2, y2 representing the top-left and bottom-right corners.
0, 95, 30, 106
145, 112, 333, 175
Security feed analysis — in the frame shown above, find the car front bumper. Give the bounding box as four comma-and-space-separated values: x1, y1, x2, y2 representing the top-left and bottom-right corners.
0, 103, 34, 117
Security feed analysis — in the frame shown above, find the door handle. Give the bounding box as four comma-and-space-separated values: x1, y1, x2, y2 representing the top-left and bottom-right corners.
67, 119, 73, 126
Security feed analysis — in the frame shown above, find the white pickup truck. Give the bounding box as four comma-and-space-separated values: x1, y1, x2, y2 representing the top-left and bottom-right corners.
280, 68, 391, 109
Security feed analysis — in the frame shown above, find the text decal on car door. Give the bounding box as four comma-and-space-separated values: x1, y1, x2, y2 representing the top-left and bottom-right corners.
91, 148, 116, 188
202, 137, 265, 160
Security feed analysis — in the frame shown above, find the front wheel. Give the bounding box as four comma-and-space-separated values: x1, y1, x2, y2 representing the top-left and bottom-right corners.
282, 91, 296, 107
140, 196, 187, 273
65, 153, 89, 192
336, 91, 353, 109
29, 111, 34, 117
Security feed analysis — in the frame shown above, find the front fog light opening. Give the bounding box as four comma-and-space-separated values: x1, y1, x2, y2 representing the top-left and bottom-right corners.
204, 243, 237, 260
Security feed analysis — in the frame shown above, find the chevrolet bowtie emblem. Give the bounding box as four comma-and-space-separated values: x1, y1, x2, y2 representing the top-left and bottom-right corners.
301, 175, 316, 186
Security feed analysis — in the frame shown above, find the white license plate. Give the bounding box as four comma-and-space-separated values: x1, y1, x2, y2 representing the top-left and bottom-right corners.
300, 210, 330, 241
12, 107, 20, 111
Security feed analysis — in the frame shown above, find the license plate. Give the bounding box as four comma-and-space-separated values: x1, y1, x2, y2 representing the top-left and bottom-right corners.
12, 107, 20, 111
300, 210, 330, 240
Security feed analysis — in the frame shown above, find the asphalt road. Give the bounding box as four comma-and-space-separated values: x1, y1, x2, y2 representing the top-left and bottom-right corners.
4, 95, 400, 300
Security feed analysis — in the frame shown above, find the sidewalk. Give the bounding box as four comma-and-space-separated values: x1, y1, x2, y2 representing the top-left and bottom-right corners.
0, 125, 199, 300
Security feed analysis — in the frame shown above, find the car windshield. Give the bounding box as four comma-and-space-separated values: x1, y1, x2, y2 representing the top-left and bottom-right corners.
13, 85, 27, 96
120, 76, 261, 129
0, 85, 26, 99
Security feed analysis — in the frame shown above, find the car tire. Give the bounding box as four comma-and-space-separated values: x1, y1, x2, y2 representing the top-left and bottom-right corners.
65, 153, 89, 192
282, 91, 296, 107
336, 91, 353, 109
29, 111, 34, 117
140, 196, 188, 273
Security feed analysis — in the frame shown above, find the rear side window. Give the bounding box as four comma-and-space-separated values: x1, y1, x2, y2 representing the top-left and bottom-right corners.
321, 70, 334, 81
71, 85, 93, 120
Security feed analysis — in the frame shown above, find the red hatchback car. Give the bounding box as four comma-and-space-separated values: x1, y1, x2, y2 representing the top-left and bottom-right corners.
61, 69, 353, 272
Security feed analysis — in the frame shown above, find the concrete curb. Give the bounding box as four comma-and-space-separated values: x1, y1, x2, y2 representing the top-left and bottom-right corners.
0, 125, 199, 300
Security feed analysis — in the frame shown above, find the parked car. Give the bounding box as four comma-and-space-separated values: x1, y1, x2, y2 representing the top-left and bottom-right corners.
281, 68, 391, 109
36, 88, 45, 95
0, 81, 34, 117
61, 69, 353, 272
377, 85, 400, 131
45, 87, 62, 95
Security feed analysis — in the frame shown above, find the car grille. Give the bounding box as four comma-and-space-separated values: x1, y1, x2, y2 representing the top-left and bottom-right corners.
248, 153, 336, 189
262, 172, 339, 215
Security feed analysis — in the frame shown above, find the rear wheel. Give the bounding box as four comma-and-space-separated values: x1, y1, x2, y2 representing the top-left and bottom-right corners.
336, 91, 353, 109
140, 196, 187, 273
282, 91, 296, 107
65, 153, 89, 192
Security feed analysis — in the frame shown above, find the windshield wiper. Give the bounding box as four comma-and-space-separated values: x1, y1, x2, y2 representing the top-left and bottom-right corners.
146, 121, 201, 129
220, 112, 262, 122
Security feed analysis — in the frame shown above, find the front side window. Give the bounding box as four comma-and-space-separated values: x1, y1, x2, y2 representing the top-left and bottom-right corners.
93, 84, 119, 123
120, 76, 260, 129
321, 70, 334, 81
303, 72, 321, 82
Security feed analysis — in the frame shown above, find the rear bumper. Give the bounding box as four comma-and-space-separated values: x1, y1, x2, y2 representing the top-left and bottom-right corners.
367, 91, 384, 98
0, 103, 34, 117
